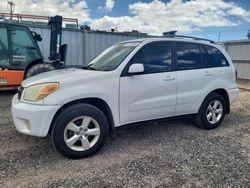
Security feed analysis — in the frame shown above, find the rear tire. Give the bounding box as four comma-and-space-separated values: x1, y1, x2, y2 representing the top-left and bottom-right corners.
51, 103, 109, 159
25, 63, 56, 78
195, 92, 226, 129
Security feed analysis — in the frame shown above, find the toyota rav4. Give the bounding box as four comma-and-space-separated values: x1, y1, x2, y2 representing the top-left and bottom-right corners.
11, 37, 239, 158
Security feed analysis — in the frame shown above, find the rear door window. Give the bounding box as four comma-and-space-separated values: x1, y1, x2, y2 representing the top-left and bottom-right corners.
176, 42, 201, 70
200, 46, 211, 68
205, 45, 229, 67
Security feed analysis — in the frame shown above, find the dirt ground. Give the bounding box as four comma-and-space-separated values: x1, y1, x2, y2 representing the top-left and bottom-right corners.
0, 86, 249, 187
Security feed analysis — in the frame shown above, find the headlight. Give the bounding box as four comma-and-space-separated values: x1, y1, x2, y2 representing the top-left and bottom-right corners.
23, 82, 59, 101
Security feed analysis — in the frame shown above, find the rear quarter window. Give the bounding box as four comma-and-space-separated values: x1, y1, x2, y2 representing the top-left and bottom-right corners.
205, 45, 229, 67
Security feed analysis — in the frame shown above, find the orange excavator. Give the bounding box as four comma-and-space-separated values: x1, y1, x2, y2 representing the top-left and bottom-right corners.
0, 15, 67, 90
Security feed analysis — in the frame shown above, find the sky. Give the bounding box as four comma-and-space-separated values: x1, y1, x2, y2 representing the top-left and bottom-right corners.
0, 0, 250, 41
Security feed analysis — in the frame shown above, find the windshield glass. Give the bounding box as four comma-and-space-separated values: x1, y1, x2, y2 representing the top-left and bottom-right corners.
86, 42, 140, 71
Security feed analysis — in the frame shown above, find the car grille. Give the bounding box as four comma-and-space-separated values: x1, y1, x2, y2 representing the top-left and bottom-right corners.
17, 86, 24, 100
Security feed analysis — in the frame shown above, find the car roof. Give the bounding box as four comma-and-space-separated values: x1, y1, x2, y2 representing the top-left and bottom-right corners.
120, 37, 220, 48
0, 21, 30, 27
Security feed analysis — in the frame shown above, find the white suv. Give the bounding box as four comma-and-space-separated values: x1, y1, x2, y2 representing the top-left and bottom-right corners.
11, 37, 239, 158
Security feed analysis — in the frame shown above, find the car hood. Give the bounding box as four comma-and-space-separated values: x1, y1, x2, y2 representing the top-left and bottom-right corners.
21, 68, 111, 88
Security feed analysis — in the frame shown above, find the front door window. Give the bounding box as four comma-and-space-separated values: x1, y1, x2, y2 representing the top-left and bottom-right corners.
0, 27, 10, 68
10, 26, 40, 69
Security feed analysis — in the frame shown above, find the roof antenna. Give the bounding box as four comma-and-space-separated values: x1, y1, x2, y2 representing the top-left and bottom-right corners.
163, 31, 177, 37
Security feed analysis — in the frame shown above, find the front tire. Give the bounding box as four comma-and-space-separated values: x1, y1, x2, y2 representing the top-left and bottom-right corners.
51, 103, 109, 159
25, 63, 56, 78
195, 92, 226, 129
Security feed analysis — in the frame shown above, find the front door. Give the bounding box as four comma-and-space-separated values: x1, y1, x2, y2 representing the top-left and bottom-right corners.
9, 25, 41, 69
119, 41, 177, 125
0, 26, 24, 87
0, 26, 10, 69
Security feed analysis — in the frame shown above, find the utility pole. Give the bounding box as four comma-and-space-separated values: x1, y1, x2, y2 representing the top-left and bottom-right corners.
218, 31, 221, 42
7, 1, 15, 20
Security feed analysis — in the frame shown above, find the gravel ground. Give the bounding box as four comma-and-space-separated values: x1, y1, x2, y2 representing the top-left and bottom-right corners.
0, 89, 249, 188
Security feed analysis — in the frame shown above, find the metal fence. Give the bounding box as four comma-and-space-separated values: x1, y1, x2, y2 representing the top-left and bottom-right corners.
29, 25, 139, 66
224, 40, 250, 80
29, 25, 250, 80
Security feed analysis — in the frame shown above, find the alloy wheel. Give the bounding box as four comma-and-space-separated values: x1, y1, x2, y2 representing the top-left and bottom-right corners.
63, 116, 100, 151
206, 100, 223, 124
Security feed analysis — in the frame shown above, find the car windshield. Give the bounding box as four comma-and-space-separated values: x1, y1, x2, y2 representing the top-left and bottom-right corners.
85, 42, 140, 71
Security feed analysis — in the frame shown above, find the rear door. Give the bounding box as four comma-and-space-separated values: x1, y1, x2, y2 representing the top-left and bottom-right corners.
175, 42, 217, 115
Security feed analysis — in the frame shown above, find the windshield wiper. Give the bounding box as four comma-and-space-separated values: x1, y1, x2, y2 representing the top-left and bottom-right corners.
81, 65, 96, 70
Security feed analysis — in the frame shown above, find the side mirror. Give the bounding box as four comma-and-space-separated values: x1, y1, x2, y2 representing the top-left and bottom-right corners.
128, 63, 144, 75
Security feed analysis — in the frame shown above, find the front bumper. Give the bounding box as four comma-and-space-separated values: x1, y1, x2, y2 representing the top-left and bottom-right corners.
11, 94, 61, 137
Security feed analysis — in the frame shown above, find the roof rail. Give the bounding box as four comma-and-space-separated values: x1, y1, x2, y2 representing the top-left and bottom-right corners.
162, 32, 216, 44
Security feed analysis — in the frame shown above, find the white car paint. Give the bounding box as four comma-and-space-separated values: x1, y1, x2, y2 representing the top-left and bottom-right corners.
11, 38, 239, 137
119, 71, 177, 124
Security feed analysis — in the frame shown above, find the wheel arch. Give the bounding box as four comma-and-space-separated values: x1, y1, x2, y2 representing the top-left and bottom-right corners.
204, 88, 230, 114
48, 97, 115, 136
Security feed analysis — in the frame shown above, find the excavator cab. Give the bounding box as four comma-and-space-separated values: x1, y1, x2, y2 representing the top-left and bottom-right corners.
0, 23, 43, 87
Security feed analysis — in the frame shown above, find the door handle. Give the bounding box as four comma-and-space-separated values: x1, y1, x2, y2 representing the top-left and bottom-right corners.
204, 71, 213, 76
164, 75, 175, 81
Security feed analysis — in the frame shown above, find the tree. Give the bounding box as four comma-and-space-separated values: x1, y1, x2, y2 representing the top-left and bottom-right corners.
80, 25, 91, 30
